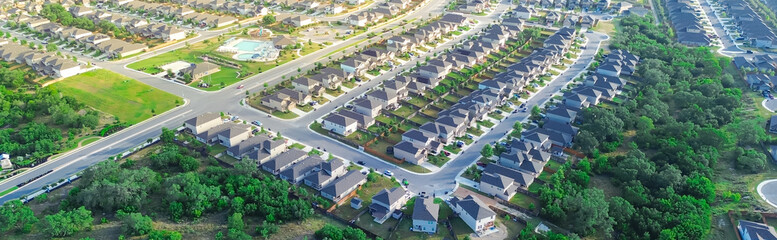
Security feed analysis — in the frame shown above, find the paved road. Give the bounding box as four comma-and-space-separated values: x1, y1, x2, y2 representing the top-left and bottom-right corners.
0, 0, 606, 202
0, 0, 498, 202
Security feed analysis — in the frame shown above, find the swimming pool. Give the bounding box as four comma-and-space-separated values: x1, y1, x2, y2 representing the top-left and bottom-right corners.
234, 40, 272, 52
236, 53, 259, 60
217, 38, 280, 61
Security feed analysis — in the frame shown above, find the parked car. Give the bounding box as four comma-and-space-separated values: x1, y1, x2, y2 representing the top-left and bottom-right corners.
237, 85, 244, 89
357, 161, 365, 165
251, 120, 262, 126
476, 162, 487, 167
443, 151, 451, 156
746, 50, 754, 54
384, 170, 393, 176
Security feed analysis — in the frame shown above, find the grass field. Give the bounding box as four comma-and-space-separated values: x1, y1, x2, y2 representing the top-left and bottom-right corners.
52, 69, 181, 124
127, 35, 325, 91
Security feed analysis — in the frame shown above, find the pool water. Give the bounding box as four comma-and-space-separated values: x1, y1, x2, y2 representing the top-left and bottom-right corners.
236, 53, 259, 60
234, 40, 272, 51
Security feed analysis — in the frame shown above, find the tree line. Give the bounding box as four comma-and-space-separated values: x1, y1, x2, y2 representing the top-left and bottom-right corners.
0, 86, 100, 162
534, 15, 751, 239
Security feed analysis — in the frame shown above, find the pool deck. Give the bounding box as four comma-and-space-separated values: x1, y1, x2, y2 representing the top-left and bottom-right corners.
218, 38, 280, 62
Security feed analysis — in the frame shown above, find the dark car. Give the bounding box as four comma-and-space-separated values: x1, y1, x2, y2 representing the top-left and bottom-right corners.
357, 161, 365, 165
747, 50, 754, 54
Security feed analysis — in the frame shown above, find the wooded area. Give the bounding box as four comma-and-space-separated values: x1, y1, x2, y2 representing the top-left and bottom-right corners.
528, 15, 763, 239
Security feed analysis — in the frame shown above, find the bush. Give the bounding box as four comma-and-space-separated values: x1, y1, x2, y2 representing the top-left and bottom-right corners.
118, 211, 153, 236
148, 230, 183, 240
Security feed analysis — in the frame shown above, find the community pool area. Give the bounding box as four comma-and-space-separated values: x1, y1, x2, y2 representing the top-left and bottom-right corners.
217, 38, 280, 61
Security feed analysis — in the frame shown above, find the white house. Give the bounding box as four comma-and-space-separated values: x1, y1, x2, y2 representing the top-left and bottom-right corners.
322, 114, 358, 136
450, 195, 497, 236
412, 197, 439, 233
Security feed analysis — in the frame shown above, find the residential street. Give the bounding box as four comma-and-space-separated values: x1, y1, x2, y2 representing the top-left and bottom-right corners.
0, 0, 608, 203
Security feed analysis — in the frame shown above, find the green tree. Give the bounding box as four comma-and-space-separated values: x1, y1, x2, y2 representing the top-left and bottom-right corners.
736, 148, 767, 173
480, 144, 494, 158
160, 127, 175, 143
513, 121, 523, 132
530, 105, 542, 121
0, 200, 38, 233
263, 15, 276, 24
149, 230, 183, 240
118, 212, 152, 236
44, 206, 93, 237
562, 188, 614, 236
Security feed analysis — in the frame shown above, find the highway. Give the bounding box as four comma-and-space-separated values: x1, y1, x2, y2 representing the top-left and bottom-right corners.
0, 0, 608, 203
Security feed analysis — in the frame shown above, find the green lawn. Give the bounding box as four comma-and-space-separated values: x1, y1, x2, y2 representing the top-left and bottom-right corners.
52, 69, 181, 124
467, 128, 485, 136
477, 120, 495, 128
0, 186, 18, 197
409, 115, 432, 125
450, 217, 475, 240
488, 112, 505, 120
290, 143, 306, 149
127, 35, 314, 91
391, 105, 415, 118
272, 110, 299, 119
528, 182, 543, 194
510, 192, 540, 210
406, 96, 429, 108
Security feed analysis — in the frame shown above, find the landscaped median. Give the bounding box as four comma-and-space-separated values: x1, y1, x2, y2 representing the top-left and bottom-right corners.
51, 69, 182, 124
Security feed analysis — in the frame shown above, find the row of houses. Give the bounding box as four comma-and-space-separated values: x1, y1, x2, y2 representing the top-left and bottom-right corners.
167, 0, 270, 17
457, 0, 491, 14
23, 16, 148, 58
360, 185, 496, 236
721, 0, 777, 48
0, 0, 88, 19
183, 112, 367, 203
105, 0, 239, 28
261, 66, 352, 112
520, 0, 609, 11
734, 54, 777, 91
665, 0, 712, 46
69, 6, 187, 41
389, 24, 579, 166
479, 49, 638, 201
0, 40, 85, 78
314, 15, 472, 135
347, 0, 412, 27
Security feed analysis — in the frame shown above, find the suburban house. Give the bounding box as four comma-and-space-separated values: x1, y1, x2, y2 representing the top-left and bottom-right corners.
193, 122, 250, 147
450, 195, 497, 236
262, 88, 312, 112
320, 170, 367, 202
280, 155, 325, 184
367, 90, 400, 109
304, 159, 347, 190
182, 62, 220, 80
738, 220, 777, 240
353, 98, 383, 118
262, 149, 308, 175
322, 113, 358, 136
479, 164, 535, 200
369, 187, 409, 223
226, 134, 286, 160
1, 153, 12, 171
292, 77, 325, 96
545, 106, 579, 124
513, 5, 533, 19
393, 141, 428, 165
337, 109, 375, 129
412, 197, 439, 233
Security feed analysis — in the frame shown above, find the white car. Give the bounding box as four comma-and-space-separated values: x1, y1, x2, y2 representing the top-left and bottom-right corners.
383, 170, 393, 176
